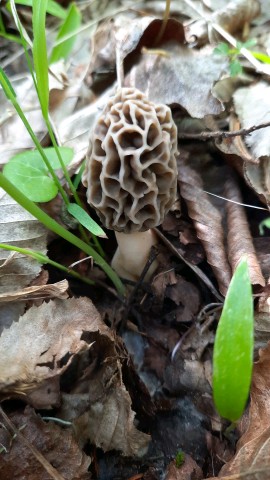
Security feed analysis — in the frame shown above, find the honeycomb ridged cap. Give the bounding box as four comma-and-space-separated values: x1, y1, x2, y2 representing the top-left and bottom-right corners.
82, 88, 178, 233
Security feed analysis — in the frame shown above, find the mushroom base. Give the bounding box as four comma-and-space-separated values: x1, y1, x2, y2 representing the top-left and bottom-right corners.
111, 230, 159, 282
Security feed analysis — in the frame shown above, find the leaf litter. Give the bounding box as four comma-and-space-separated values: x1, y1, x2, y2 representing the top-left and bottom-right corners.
1, 0, 270, 478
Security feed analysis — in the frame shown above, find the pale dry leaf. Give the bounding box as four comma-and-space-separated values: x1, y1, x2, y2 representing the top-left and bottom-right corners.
0, 297, 102, 398
212, 342, 270, 479
74, 384, 150, 457
0, 279, 69, 303
0, 406, 91, 480
233, 82, 270, 160
209, 0, 260, 42
224, 177, 265, 287
0, 73, 46, 166
128, 43, 227, 118
0, 189, 48, 294
178, 156, 231, 295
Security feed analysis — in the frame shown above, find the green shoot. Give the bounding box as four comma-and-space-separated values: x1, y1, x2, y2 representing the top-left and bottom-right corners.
6, 0, 67, 19
67, 204, 107, 239
214, 39, 270, 76
259, 217, 270, 234
49, 3, 81, 64
213, 258, 253, 422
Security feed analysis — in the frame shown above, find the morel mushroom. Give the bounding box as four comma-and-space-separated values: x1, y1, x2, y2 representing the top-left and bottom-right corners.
83, 88, 178, 282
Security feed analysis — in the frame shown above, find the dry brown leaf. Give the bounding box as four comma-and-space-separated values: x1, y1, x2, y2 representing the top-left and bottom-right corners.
209, 342, 270, 479
0, 406, 91, 480
0, 280, 69, 303
254, 281, 270, 350
224, 177, 265, 287
74, 384, 150, 457
209, 0, 260, 42
0, 190, 48, 294
178, 156, 231, 296
0, 297, 101, 403
166, 455, 203, 480
59, 332, 151, 457
127, 42, 226, 118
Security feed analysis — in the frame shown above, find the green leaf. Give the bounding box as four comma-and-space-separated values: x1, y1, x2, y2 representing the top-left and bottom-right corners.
242, 38, 257, 49
3, 147, 73, 202
229, 60, 243, 76
9, 0, 33, 47
49, 3, 81, 64
250, 51, 270, 64
0, 67, 17, 99
32, 0, 49, 118
214, 42, 230, 55
67, 204, 107, 238
213, 258, 254, 422
259, 217, 270, 234
10, 0, 67, 19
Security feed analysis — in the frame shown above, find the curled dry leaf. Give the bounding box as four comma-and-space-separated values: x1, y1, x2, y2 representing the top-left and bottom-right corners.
178, 156, 231, 296
0, 406, 91, 480
254, 281, 270, 350
211, 341, 270, 479
224, 177, 265, 287
233, 83, 270, 206
0, 297, 101, 405
128, 43, 226, 118
0, 279, 69, 303
185, 0, 260, 46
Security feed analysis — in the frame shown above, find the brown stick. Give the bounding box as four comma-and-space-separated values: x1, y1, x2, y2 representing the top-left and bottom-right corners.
178, 120, 270, 140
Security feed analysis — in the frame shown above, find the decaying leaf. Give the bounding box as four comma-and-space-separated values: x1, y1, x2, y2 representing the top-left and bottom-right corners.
178, 155, 231, 295
165, 455, 203, 480
0, 297, 101, 402
211, 342, 270, 479
0, 406, 91, 480
0, 190, 48, 294
74, 385, 150, 457
254, 282, 270, 350
225, 177, 265, 287
0, 279, 69, 303
128, 43, 227, 118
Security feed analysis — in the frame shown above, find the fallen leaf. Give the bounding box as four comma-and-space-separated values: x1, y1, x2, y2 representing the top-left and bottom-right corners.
224, 177, 265, 287
165, 455, 203, 480
0, 279, 69, 303
178, 155, 231, 295
0, 406, 91, 480
0, 190, 48, 294
0, 297, 101, 405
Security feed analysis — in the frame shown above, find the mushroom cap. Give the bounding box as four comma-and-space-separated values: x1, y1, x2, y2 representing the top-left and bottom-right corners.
83, 88, 178, 233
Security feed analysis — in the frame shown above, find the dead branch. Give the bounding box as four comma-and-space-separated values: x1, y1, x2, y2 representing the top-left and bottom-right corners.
178, 120, 270, 141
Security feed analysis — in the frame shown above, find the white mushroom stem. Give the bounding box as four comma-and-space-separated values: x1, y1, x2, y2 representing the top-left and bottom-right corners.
111, 230, 159, 282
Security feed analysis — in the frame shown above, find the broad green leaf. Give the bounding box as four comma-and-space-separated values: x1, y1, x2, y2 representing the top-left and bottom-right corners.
32, 0, 49, 118
9, 0, 67, 19
241, 38, 257, 49
259, 217, 270, 234
3, 147, 73, 202
213, 258, 254, 422
49, 3, 81, 64
214, 42, 230, 55
67, 204, 107, 238
3, 162, 57, 202
230, 60, 243, 76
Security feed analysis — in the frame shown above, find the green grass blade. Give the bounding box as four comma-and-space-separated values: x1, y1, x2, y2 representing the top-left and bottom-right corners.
32, 0, 49, 118
8, 0, 67, 19
67, 203, 107, 238
213, 258, 254, 422
49, 3, 81, 64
